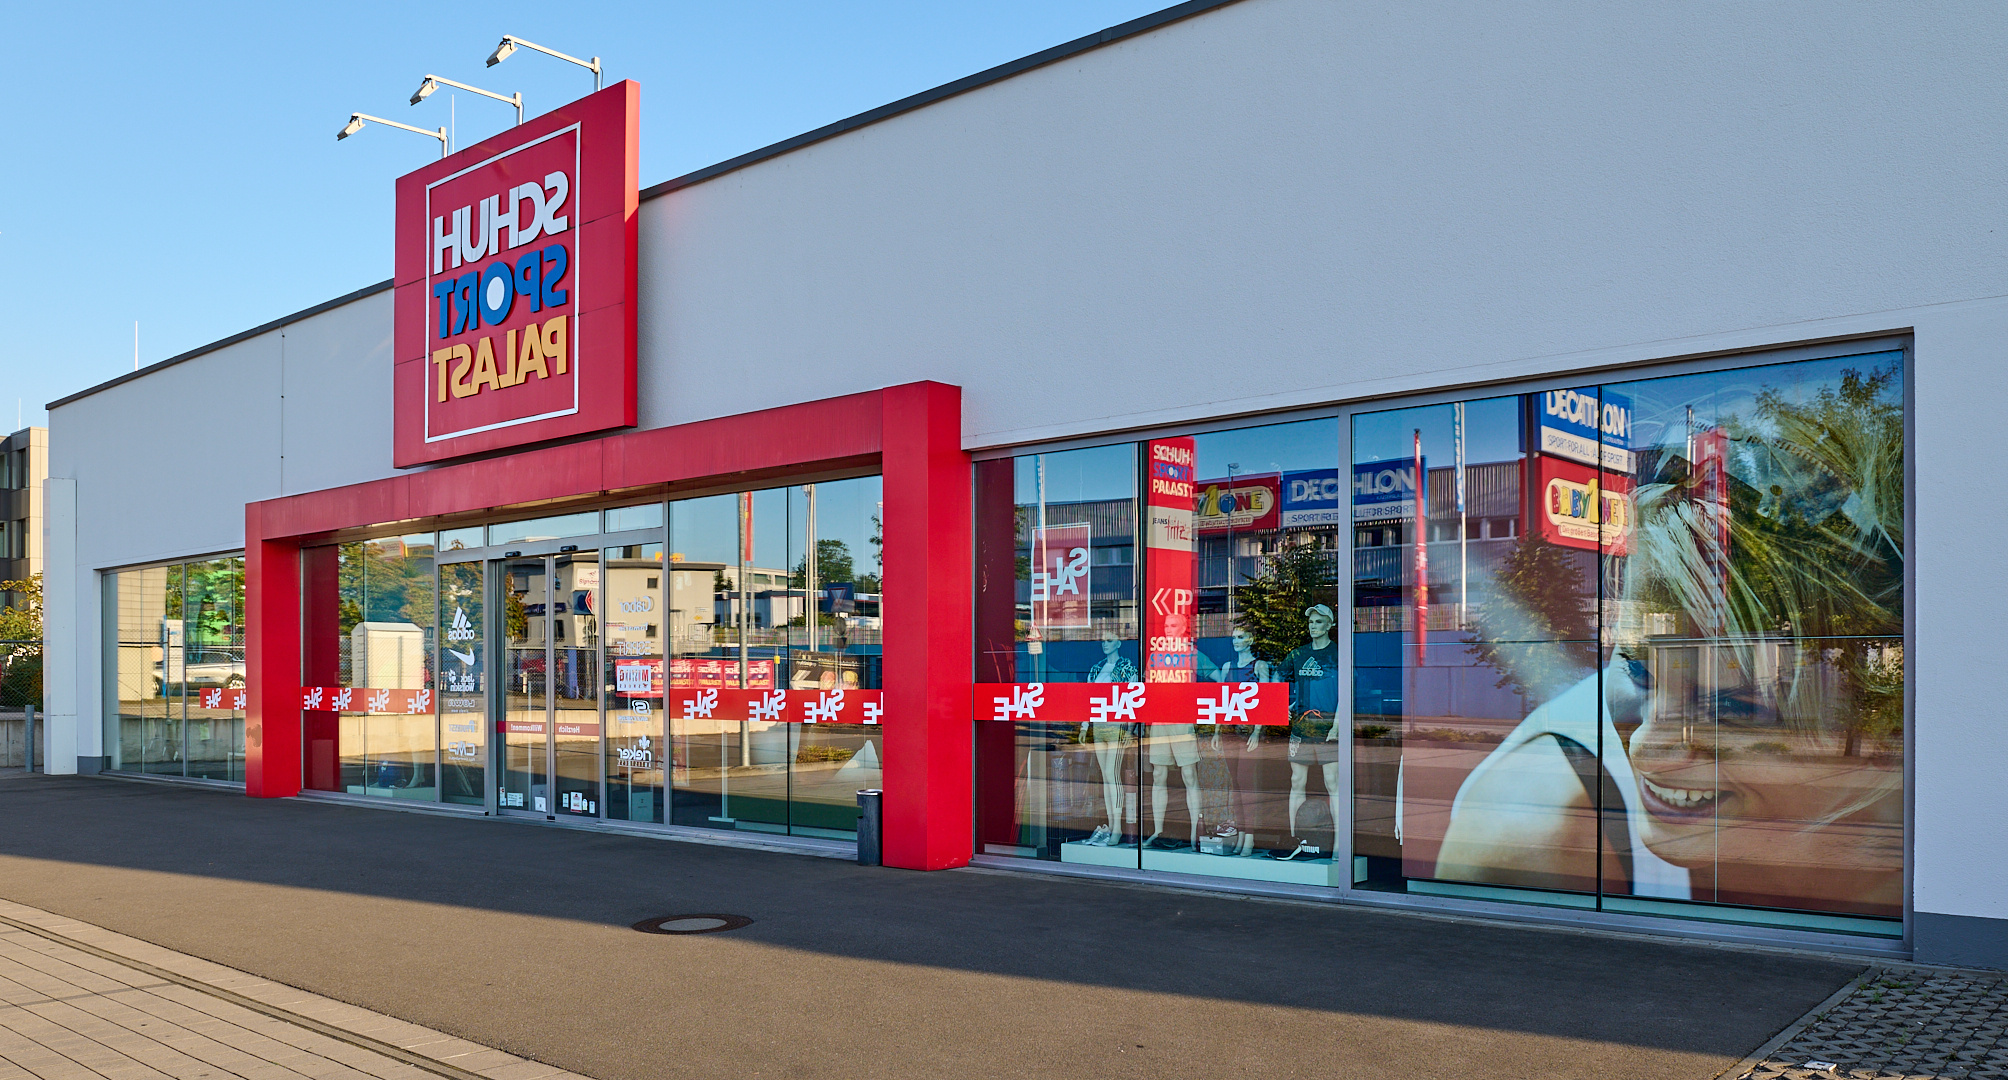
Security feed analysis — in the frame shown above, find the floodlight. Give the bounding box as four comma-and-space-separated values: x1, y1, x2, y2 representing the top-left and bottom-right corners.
485, 34, 602, 90
408, 73, 522, 125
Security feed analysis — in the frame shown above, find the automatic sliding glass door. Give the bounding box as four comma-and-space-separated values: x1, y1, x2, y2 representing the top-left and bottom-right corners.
498, 556, 552, 815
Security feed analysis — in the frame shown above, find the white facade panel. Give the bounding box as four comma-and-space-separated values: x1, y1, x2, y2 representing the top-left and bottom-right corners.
637, 0, 2008, 447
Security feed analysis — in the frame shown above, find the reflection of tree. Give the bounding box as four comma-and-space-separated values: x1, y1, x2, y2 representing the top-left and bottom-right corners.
1235, 541, 1336, 664
337, 542, 436, 633
792, 539, 855, 588
861, 514, 884, 593
505, 587, 528, 642
0, 575, 42, 709
1737, 365, 1903, 756
1467, 539, 1597, 702
1624, 363, 1904, 760
180, 560, 245, 646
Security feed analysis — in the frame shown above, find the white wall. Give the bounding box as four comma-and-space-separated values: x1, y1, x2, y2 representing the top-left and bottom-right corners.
638, 0, 2008, 447
45, 288, 395, 773
43, 0, 2007, 936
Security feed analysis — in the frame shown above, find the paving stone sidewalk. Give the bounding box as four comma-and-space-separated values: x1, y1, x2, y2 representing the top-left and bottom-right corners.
1739, 968, 2008, 1080
0, 897, 592, 1080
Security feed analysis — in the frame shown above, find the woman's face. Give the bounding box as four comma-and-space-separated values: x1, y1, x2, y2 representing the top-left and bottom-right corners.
1231, 627, 1253, 652
1101, 632, 1119, 656
1619, 644, 1902, 885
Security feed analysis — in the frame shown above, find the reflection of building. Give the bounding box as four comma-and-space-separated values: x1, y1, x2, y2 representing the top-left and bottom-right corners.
0, 426, 46, 611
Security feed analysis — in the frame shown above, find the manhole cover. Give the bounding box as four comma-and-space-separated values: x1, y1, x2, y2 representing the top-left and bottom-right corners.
632, 914, 753, 935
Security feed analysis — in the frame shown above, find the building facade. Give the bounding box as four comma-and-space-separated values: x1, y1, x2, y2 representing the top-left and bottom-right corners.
37, 0, 2008, 967
0, 426, 47, 603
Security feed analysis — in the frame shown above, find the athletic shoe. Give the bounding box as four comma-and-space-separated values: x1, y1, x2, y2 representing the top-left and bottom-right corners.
1085, 824, 1112, 846
1145, 836, 1191, 852
1277, 840, 1323, 861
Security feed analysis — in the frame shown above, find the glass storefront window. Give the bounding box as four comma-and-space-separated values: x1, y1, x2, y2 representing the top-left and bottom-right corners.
976, 444, 1142, 862
488, 511, 601, 547
604, 543, 665, 822
786, 478, 884, 838
666, 492, 754, 829
975, 423, 1347, 885
326, 535, 437, 799
605, 503, 665, 533
438, 562, 486, 804
666, 479, 885, 839
1352, 351, 1905, 932
439, 526, 484, 552
104, 556, 246, 782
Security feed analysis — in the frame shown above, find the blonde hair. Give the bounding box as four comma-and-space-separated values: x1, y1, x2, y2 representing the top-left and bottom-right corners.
1616, 365, 1904, 818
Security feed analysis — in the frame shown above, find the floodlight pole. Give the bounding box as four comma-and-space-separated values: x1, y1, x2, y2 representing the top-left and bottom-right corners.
413, 75, 523, 126
489, 35, 603, 90
338, 113, 449, 158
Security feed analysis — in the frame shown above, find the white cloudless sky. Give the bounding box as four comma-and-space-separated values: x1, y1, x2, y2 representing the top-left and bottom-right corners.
0, 1, 1176, 427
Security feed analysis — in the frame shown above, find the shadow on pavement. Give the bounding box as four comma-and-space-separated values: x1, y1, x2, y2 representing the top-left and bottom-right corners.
0, 773, 1859, 1080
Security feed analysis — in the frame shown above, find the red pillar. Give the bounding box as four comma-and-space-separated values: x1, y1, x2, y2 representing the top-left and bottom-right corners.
879, 382, 972, 870
244, 502, 302, 798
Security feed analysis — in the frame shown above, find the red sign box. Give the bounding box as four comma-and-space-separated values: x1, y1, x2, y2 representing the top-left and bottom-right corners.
1030, 522, 1092, 631
1145, 438, 1198, 683
394, 82, 640, 466
1194, 472, 1280, 534
1533, 453, 1634, 554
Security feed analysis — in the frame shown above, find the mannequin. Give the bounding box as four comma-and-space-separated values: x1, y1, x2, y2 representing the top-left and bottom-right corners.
1081, 629, 1137, 846
1273, 603, 1341, 861
1202, 626, 1268, 856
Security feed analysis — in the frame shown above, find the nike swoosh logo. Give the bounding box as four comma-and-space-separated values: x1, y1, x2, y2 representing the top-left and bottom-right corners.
449, 649, 476, 667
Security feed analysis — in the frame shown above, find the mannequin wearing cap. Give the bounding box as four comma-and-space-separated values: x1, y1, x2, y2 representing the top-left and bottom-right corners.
1273, 603, 1341, 861
1080, 629, 1137, 845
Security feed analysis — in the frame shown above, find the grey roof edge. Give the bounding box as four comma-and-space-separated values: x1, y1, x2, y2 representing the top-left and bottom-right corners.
639, 0, 1247, 199
47, 0, 1245, 414
46, 279, 395, 412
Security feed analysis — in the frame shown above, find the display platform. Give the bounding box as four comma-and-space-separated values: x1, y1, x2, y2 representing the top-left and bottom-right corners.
1060, 839, 1345, 887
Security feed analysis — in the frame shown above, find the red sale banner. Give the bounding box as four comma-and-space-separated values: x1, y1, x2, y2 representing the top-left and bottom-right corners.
975, 682, 1288, 726
300, 686, 435, 714
1145, 438, 1198, 684
194, 688, 249, 711
666, 687, 884, 725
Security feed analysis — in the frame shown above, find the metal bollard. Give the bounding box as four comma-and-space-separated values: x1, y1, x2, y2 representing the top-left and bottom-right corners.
24, 703, 33, 773
855, 789, 883, 866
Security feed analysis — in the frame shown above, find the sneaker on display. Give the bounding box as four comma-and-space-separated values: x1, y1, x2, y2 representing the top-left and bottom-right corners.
1085, 824, 1112, 846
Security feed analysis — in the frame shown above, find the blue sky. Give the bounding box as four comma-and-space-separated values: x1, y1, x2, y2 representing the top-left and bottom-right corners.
0, 1, 1173, 429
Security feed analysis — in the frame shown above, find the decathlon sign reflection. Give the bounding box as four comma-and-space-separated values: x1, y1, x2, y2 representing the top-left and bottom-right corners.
1537, 388, 1632, 472
1281, 469, 1346, 527
394, 82, 640, 466
1352, 460, 1421, 523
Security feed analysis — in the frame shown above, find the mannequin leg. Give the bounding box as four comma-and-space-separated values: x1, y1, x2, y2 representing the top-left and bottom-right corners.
1181, 763, 1201, 846
1287, 761, 1309, 839
1093, 729, 1125, 839
1149, 756, 1170, 841
1323, 760, 1345, 856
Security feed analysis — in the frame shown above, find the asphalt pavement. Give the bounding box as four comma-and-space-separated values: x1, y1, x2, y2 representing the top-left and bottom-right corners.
0, 772, 1861, 1080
